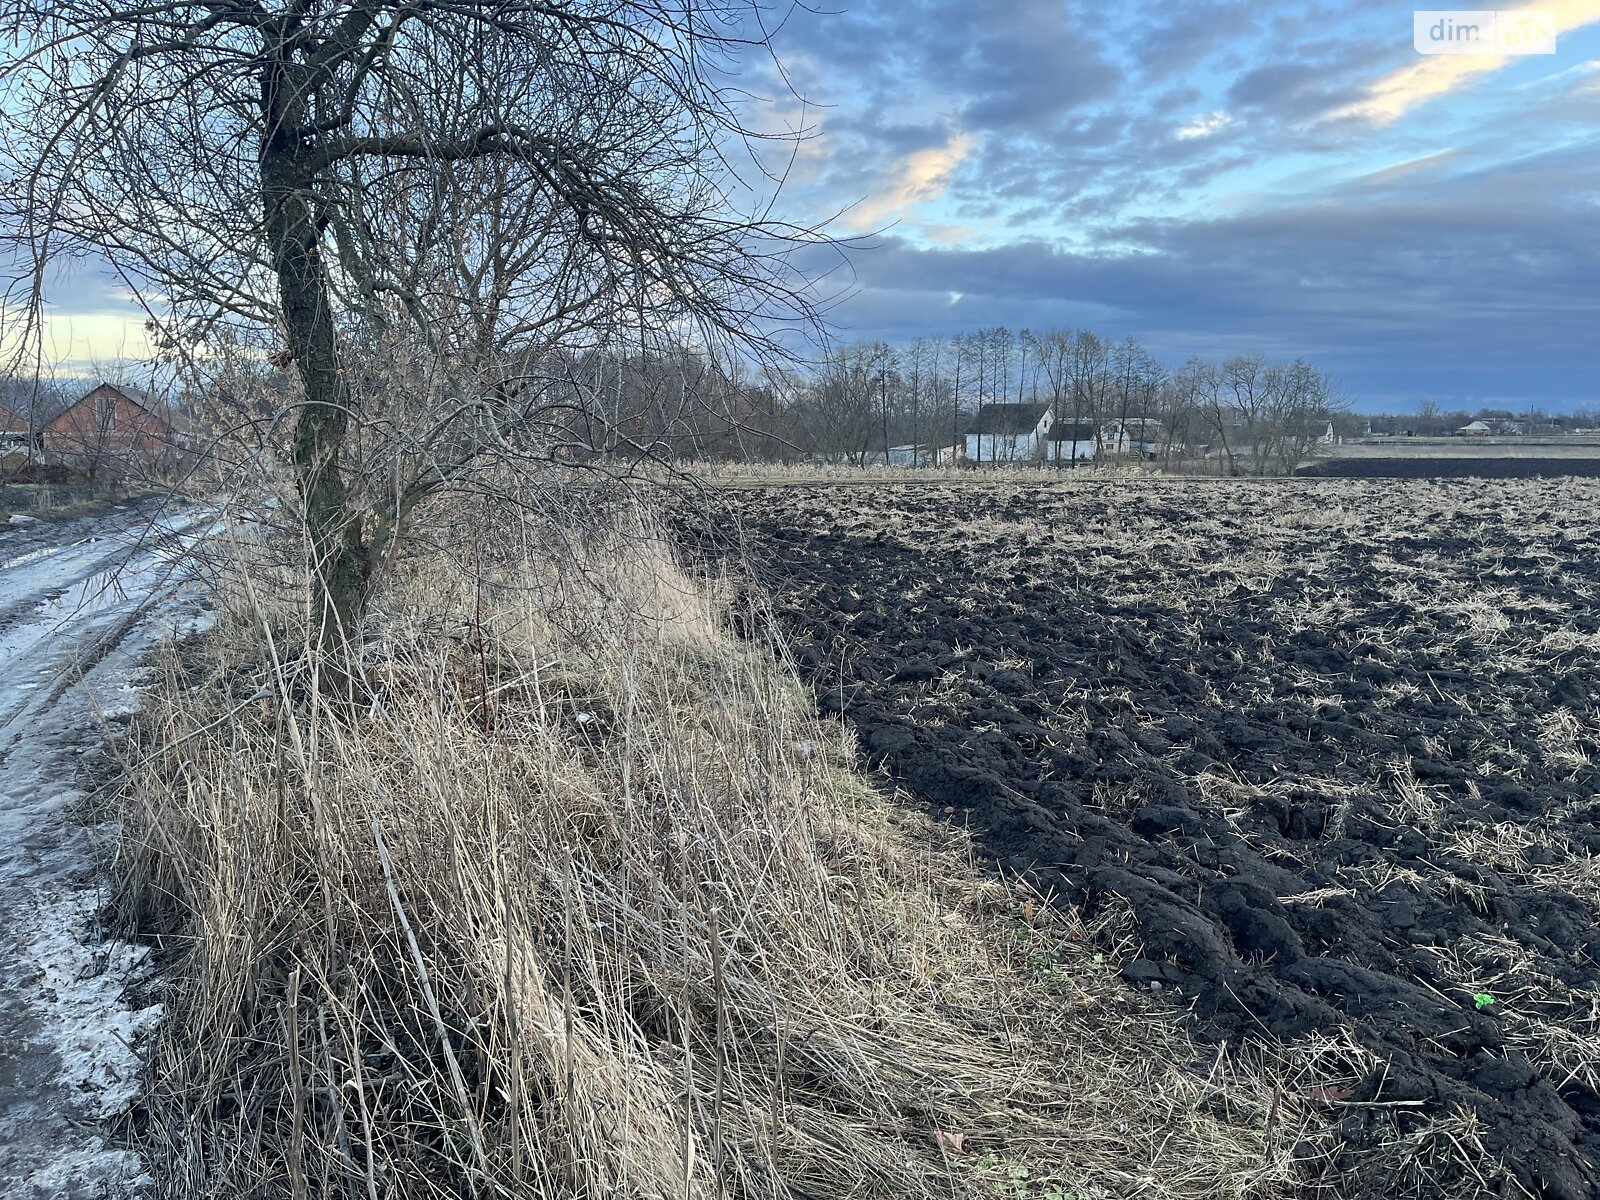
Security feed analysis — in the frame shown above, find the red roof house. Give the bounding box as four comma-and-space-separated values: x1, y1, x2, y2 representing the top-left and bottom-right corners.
42, 383, 181, 459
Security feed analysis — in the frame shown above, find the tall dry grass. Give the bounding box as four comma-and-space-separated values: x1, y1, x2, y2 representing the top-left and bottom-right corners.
117, 493, 1354, 1199
683, 460, 1160, 489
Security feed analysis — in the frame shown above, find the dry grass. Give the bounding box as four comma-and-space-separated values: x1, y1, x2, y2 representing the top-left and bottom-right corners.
115, 492, 1356, 1200
684, 460, 1158, 489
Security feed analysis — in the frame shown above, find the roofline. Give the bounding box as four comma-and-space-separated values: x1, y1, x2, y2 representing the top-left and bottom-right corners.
49, 382, 167, 427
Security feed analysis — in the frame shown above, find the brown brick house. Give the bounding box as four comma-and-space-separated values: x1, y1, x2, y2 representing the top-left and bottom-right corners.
42, 383, 183, 461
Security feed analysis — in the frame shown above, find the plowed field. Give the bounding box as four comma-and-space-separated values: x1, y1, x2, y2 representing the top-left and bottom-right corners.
691, 477, 1600, 1199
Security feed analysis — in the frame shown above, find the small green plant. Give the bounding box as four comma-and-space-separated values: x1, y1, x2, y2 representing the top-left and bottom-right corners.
1031, 951, 1069, 986
963, 1151, 1075, 1199
1474, 992, 1496, 1010
1007, 906, 1068, 985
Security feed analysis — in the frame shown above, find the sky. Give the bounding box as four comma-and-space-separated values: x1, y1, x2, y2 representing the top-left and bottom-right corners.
10, 0, 1599, 413
762, 0, 1600, 412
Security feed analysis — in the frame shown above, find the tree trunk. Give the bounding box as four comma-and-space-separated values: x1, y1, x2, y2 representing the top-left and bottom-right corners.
260, 72, 371, 681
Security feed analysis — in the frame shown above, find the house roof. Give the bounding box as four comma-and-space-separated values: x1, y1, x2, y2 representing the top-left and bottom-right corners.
1048, 422, 1097, 442
0, 405, 27, 433
964, 402, 1049, 436
1106, 417, 1167, 434
46, 382, 173, 432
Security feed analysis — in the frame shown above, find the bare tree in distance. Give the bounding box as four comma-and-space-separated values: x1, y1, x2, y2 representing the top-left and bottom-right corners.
797, 341, 880, 465
1, 0, 832, 676
0, 374, 68, 466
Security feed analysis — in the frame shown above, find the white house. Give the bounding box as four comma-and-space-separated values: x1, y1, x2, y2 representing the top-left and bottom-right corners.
963, 402, 1052, 464
1044, 421, 1098, 463
1457, 420, 1493, 436
865, 443, 940, 467
1100, 418, 1168, 460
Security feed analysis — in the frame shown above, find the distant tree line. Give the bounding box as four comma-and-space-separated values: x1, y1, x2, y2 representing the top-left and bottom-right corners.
534, 326, 1352, 474
0, 375, 73, 434
1366, 399, 1599, 438
12, 328, 1345, 475
71, 323, 1600, 481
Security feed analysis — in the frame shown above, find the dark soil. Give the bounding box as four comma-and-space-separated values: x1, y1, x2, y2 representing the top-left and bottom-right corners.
1300, 456, 1600, 479
681, 478, 1600, 1199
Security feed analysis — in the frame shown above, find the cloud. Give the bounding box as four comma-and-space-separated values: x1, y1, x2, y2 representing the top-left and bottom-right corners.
1, 306, 154, 373
9, 0, 1595, 411
0, 253, 157, 373
1334, 0, 1600, 123
816, 134, 1599, 408
1174, 111, 1233, 139
1130, 2, 1262, 77
1575, 64, 1600, 91
845, 130, 975, 231
1512, 56, 1600, 86
1340, 148, 1461, 190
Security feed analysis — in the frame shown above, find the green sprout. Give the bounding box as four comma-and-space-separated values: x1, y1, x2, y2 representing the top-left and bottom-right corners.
1473, 992, 1496, 1011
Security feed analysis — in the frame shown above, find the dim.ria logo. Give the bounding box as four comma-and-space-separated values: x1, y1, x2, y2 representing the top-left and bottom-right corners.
1413, 9, 1558, 53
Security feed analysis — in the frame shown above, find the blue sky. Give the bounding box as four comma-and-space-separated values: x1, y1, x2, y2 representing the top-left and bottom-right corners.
12, 1, 1600, 412
765, 0, 1600, 411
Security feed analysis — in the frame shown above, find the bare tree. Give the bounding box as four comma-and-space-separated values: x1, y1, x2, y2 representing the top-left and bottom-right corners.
1067, 330, 1110, 463
950, 330, 974, 462
0, 374, 69, 464
905, 336, 931, 464
1177, 358, 1230, 474
1028, 328, 1072, 465
1183, 354, 1341, 475
870, 339, 899, 462
1260, 358, 1342, 473
920, 344, 957, 465
797, 342, 879, 464
2, 0, 824, 673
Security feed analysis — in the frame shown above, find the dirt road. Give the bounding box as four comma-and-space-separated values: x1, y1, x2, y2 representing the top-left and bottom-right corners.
0, 501, 207, 1197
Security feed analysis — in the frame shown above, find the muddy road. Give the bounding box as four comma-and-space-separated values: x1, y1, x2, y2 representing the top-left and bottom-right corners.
0, 502, 207, 1197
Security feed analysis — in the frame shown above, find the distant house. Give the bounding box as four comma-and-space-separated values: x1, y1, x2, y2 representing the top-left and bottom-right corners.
1457, 420, 1493, 437
43, 383, 185, 462
963, 402, 1051, 464
1100, 418, 1168, 460
1044, 421, 1097, 463
1, 405, 34, 469
867, 443, 942, 467
0, 405, 32, 450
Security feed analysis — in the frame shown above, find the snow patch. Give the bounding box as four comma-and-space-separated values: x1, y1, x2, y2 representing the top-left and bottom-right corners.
24, 890, 163, 1120
21, 1143, 151, 1199
0, 502, 211, 1197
